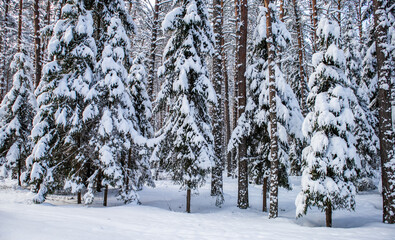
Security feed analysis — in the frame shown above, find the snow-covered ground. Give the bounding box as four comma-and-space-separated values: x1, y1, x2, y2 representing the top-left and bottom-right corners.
0, 176, 394, 240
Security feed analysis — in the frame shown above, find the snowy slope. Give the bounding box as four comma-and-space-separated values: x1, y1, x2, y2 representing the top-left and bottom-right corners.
0, 177, 394, 240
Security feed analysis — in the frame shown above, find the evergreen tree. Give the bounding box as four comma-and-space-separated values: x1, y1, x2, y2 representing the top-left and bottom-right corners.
151, 0, 216, 213
84, 16, 151, 204
0, 50, 36, 185
128, 53, 154, 191
228, 3, 303, 211
296, 18, 360, 227
25, 0, 97, 203
343, 17, 380, 190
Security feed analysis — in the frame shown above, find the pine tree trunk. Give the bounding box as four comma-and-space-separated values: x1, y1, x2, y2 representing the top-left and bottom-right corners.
186, 188, 191, 213
17, 0, 23, 51
236, 0, 248, 210
46, 0, 51, 25
34, 0, 41, 88
262, 177, 268, 212
373, 0, 395, 224
148, 0, 159, 102
0, 0, 10, 99
310, 0, 318, 53
292, 0, 306, 115
220, 0, 231, 178
326, 201, 332, 227
17, 158, 21, 186
211, 0, 224, 203
223, 54, 232, 177
232, 0, 240, 178
77, 191, 82, 204
265, 0, 279, 219
279, 0, 284, 21
103, 185, 108, 206
355, 0, 363, 45
16, 0, 23, 186
44, 0, 51, 61
57, 0, 64, 20
337, 0, 341, 36
97, 171, 102, 192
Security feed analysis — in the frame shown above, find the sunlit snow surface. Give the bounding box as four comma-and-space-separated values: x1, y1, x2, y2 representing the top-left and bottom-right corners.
0, 177, 394, 240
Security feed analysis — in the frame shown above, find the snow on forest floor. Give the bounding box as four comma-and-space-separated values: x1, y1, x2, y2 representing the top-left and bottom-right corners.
0, 176, 394, 240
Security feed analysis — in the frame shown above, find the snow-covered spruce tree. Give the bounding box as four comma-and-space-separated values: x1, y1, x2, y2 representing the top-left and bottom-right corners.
296, 18, 360, 227
0, 50, 36, 185
228, 4, 303, 212
84, 16, 150, 204
151, 0, 216, 213
24, 1, 97, 203
128, 53, 154, 191
93, 0, 135, 67
343, 17, 380, 191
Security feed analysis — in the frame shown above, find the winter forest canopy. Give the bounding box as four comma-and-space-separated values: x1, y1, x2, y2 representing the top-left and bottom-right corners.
0, 0, 394, 233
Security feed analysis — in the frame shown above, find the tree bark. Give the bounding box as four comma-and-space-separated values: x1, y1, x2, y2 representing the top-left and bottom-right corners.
17, 0, 23, 51
219, 0, 231, 178
326, 201, 332, 227
310, 0, 318, 53
236, 0, 248, 210
279, 0, 284, 21
46, 0, 51, 25
103, 185, 108, 206
186, 188, 191, 213
232, 0, 240, 178
211, 0, 224, 203
265, 0, 279, 219
78, 191, 82, 204
18, 156, 22, 186
373, 0, 395, 224
355, 0, 363, 45
34, 0, 41, 88
262, 177, 268, 212
96, 170, 102, 192
148, 0, 159, 102
292, 0, 306, 115
0, 0, 10, 99
337, 0, 341, 36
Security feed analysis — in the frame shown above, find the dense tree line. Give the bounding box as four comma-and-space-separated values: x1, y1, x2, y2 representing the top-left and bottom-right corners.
0, 0, 394, 226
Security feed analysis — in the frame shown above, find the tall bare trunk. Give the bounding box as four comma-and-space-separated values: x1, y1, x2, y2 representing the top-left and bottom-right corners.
236, 0, 248, 209
77, 192, 82, 204
310, 0, 318, 53
222, 2, 232, 176
279, 0, 284, 21
217, 0, 231, 178
17, 0, 23, 51
148, 0, 160, 102
0, 0, 10, 99
46, 0, 51, 25
232, 0, 240, 177
292, 0, 306, 114
34, 0, 41, 88
355, 0, 363, 45
211, 0, 224, 204
265, 0, 279, 219
337, 0, 341, 36
373, 0, 395, 224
